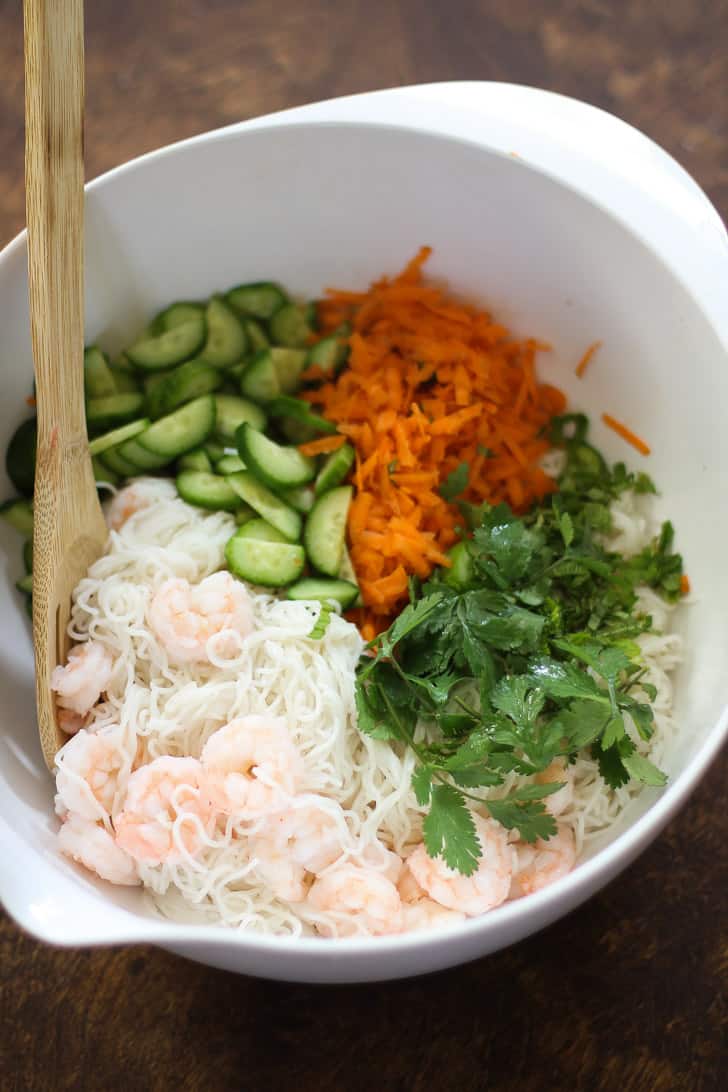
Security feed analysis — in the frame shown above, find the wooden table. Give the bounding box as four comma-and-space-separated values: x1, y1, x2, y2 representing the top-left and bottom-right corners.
1, 2, 726, 1089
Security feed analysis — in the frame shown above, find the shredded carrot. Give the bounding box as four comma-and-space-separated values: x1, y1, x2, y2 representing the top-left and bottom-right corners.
297, 434, 346, 457
601, 413, 651, 456
680, 574, 691, 595
575, 340, 601, 379
25, 395, 36, 408
308, 248, 566, 628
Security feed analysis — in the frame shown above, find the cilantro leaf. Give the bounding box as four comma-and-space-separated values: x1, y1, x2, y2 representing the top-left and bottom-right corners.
439, 461, 470, 501
485, 798, 558, 843
412, 765, 434, 806
621, 751, 668, 787
423, 785, 481, 875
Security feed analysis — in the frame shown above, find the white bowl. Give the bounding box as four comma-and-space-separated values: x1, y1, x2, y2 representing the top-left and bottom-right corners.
1, 83, 726, 983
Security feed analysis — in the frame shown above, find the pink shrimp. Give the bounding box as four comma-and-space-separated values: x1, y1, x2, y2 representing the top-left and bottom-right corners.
148, 571, 254, 664
397, 862, 466, 932
307, 864, 403, 937
51, 640, 113, 718
55, 727, 128, 821
58, 814, 139, 886
535, 758, 574, 817
509, 824, 576, 899
114, 756, 214, 865
107, 482, 156, 530
408, 812, 513, 916
200, 715, 304, 818
250, 797, 347, 903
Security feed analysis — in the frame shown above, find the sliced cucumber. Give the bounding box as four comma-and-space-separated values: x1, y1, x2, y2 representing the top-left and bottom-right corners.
236, 423, 316, 489
5, 417, 37, 497
84, 346, 117, 398
235, 505, 256, 526
143, 371, 170, 397
110, 353, 136, 374
204, 439, 226, 464
88, 417, 150, 457
214, 393, 267, 443
92, 455, 119, 487
176, 470, 241, 512
135, 395, 216, 460
23, 538, 33, 574
337, 545, 363, 606
234, 517, 288, 543
287, 578, 358, 609
108, 366, 141, 394
126, 316, 207, 372
277, 485, 314, 514
177, 447, 213, 473
306, 332, 349, 376
271, 348, 307, 394
226, 471, 301, 542
244, 318, 270, 353
225, 527, 305, 588
86, 393, 146, 431
268, 396, 337, 436
303, 486, 352, 576
268, 303, 313, 348
149, 300, 205, 335
239, 349, 279, 403
215, 453, 246, 475
16, 572, 33, 596
0, 498, 33, 536
443, 541, 474, 590
198, 297, 248, 368
314, 443, 355, 496
100, 445, 140, 478
226, 281, 288, 320
147, 360, 223, 420
118, 437, 171, 471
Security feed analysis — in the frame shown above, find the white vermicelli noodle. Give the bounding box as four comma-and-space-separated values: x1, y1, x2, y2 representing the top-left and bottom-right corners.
54, 477, 682, 935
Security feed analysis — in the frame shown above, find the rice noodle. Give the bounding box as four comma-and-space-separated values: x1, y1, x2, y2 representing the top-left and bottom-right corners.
55, 477, 681, 935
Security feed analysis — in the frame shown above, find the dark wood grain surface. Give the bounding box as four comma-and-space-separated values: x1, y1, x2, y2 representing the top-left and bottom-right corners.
1, 1, 726, 1089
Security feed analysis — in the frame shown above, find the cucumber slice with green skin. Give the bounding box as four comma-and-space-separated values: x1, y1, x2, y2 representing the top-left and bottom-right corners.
268, 303, 313, 348
108, 366, 141, 394
443, 541, 474, 590
314, 443, 355, 496
234, 505, 256, 526
92, 455, 119, 487
5, 417, 36, 497
215, 453, 246, 475
136, 395, 216, 460
100, 445, 140, 478
268, 396, 337, 435
234, 517, 288, 543
146, 360, 223, 420
176, 470, 242, 512
244, 318, 270, 352
225, 360, 248, 382
177, 447, 213, 473
84, 346, 117, 398
23, 538, 33, 574
226, 471, 301, 542
225, 528, 305, 587
110, 353, 136, 374
0, 498, 33, 536
302, 301, 318, 330
337, 545, 363, 606
277, 484, 314, 514
239, 349, 280, 403
149, 301, 205, 335
303, 486, 352, 577
86, 393, 146, 431
287, 578, 359, 609
88, 417, 150, 457
126, 316, 207, 372
197, 297, 248, 368
226, 281, 288, 320
271, 348, 308, 394
204, 439, 226, 464
236, 423, 316, 490
16, 572, 33, 596
118, 437, 171, 471
306, 332, 350, 376
214, 394, 267, 443
143, 370, 170, 396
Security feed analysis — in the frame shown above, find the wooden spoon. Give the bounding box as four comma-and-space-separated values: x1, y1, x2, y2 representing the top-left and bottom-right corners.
24, 0, 107, 769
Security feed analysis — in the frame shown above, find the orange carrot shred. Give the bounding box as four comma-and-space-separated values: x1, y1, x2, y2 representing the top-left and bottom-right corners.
601, 413, 651, 456
297, 434, 346, 457
25, 395, 36, 407
680, 574, 691, 595
575, 341, 601, 378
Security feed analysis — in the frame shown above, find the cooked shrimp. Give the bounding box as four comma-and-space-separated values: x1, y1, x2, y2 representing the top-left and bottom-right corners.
148, 571, 254, 664
57, 708, 85, 736
397, 862, 465, 931
360, 843, 403, 886
307, 864, 403, 937
535, 758, 574, 817
250, 799, 345, 903
200, 715, 304, 818
51, 640, 113, 716
107, 482, 154, 530
58, 813, 139, 886
55, 727, 128, 821
114, 756, 214, 865
509, 824, 576, 899
408, 812, 513, 916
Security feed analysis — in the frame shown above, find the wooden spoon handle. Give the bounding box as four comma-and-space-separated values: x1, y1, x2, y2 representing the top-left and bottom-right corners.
24, 0, 85, 447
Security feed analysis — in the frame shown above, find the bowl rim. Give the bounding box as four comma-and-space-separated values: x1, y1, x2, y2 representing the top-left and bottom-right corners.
1, 84, 727, 958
